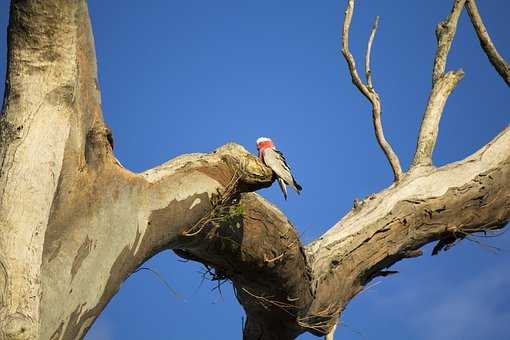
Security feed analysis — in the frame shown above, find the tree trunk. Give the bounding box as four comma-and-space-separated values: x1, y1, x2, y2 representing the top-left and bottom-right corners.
0, 1, 508, 340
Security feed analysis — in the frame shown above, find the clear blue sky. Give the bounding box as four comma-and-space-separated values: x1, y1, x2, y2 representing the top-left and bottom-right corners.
1, 1, 509, 339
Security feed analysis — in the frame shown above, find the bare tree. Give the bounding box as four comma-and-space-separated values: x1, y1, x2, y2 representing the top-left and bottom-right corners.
0, 1, 508, 340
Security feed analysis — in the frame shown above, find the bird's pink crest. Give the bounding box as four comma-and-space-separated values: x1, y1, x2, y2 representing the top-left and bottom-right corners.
256, 137, 274, 151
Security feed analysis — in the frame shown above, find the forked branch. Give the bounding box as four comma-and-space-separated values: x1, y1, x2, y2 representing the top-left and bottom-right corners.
465, 0, 510, 86
432, 0, 466, 84
412, 0, 466, 167
341, 0, 403, 182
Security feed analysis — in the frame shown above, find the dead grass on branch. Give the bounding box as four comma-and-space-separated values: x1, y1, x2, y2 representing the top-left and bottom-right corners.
183, 171, 242, 237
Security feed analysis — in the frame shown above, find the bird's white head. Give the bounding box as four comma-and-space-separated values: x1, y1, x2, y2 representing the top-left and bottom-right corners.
256, 137, 274, 151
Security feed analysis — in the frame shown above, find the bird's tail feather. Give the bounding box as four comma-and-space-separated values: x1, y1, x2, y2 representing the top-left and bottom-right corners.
292, 177, 302, 194
277, 178, 288, 200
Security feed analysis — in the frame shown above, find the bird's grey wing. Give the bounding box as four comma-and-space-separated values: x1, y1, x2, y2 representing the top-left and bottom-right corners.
264, 148, 300, 193
273, 149, 302, 193
274, 149, 291, 169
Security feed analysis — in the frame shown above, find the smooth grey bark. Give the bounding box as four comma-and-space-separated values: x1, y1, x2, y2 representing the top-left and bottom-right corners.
0, 1, 508, 340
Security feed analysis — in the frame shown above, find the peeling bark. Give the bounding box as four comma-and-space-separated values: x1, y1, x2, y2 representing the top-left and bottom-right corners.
0, 1, 508, 340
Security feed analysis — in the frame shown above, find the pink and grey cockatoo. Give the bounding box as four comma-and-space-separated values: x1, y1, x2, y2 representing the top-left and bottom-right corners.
256, 137, 302, 200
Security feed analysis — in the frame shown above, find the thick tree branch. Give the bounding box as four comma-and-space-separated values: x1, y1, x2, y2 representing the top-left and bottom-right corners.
412, 0, 465, 167
40, 144, 275, 339
341, 0, 403, 182
412, 70, 464, 167
465, 0, 510, 86
305, 125, 510, 336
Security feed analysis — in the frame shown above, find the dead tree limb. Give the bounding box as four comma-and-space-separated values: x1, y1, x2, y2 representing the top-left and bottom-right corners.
432, 0, 467, 83
341, 0, 403, 182
465, 0, 510, 86
412, 70, 464, 167
305, 125, 510, 336
364, 16, 379, 89
412, 0, 466, 167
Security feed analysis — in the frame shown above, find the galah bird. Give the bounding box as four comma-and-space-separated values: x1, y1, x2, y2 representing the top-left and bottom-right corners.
256, 137, 302, 200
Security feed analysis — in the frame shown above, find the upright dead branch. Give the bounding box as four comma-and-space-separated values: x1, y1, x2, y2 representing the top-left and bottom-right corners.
412, 0, 465, 167
412, 69, 464, 167
341, 0, 403, 182
364, 16, 379, 89
432, 0, 466, 83
465, 0, 510, 86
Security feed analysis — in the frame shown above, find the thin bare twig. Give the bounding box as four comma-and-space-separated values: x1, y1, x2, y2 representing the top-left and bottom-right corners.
241, 287, 297, 316
341, 0, 403, 182
133, 267, 182, 299
297, 303, 339, 334
365, 16, 379, 89
264, 253, 284, 263
412, 0, 466, 167
465, 0, 510, 86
